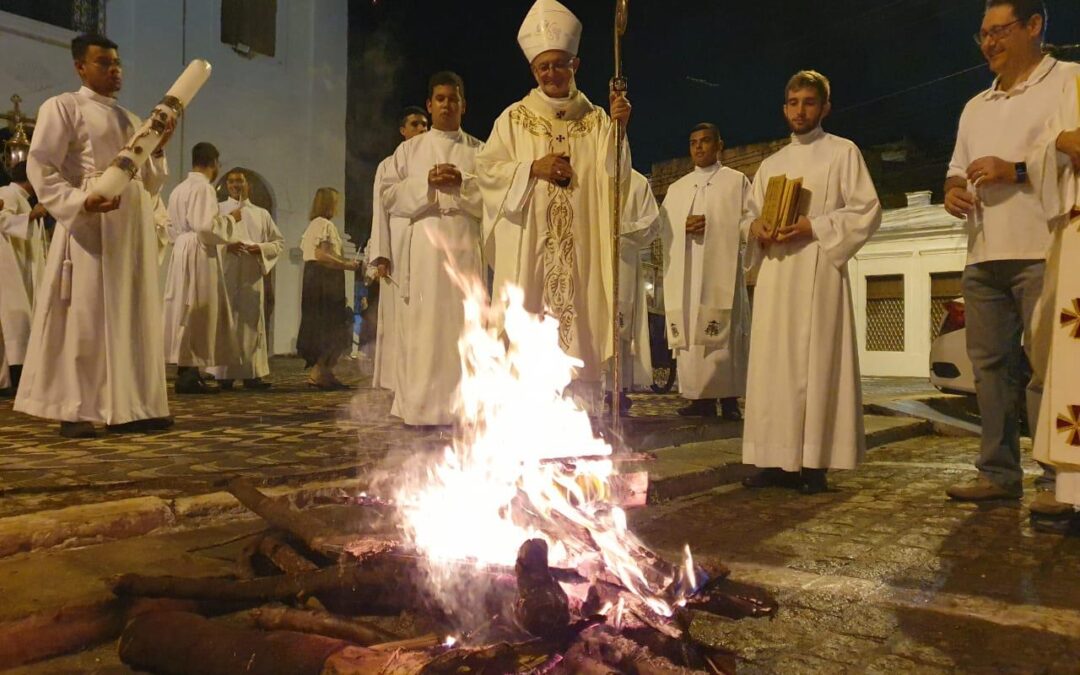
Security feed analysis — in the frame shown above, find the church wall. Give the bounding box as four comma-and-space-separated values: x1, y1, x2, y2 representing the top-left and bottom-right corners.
0, 0, 349, 357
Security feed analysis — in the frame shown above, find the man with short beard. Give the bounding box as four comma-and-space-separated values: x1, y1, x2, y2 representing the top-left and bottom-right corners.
741, 71, 882, 495
943, 0, 1080, 515
380, 72, 483, 427
16, 34, 175, 437
659, 123, 751, 421
477, 0, 632, 414
207, 169, 284, 391
368, 106, 428, 393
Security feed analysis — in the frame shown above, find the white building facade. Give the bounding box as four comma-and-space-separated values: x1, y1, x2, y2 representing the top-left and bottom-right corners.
0, 0, 350, 356
850, 191, 967, 378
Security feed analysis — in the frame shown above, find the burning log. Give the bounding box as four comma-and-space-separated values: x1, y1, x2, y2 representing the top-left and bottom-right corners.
514, 539, 570, 639
118, 610, 352, 675
248, 605, 401, 646
685, 578, 778, 620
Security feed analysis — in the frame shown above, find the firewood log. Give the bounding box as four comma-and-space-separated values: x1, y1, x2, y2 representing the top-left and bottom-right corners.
227, 478, 355, 560
118, 610, 351, 675
256, 533, 321, 575
112, 555, 421, 615
248, 605, 401, 646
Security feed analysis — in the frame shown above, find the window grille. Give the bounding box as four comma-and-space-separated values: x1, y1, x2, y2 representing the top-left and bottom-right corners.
866, 274, 905, 352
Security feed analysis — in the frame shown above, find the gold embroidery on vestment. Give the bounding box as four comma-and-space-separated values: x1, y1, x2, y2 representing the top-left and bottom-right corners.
543, 182, 576, 349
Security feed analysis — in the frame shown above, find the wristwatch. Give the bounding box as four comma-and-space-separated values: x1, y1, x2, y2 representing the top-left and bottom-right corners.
1014, 161, 1028, 184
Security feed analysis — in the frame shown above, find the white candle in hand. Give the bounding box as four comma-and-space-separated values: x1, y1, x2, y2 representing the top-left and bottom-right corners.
93, 60, 213, 200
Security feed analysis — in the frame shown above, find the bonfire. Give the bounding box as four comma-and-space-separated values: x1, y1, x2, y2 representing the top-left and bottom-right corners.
110, 276, 777, 674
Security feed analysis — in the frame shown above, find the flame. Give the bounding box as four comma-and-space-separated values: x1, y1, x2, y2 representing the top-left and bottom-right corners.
391, 270, 685, 623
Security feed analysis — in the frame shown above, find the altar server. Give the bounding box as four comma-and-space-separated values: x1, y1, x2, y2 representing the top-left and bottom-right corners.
381, 71, 483, 426
0, 160, 49, 390
15, 34, 174, 437
614, 170, 660, 414
660, 123, 750, 420
477, 0, 632, 411
368, 106, 429, 392
207, 168, 284, 390
163, 142, 243, 394
741, 71, 882, 494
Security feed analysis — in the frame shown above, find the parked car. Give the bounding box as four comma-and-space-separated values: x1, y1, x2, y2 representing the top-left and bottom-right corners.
929, 298, 975, 395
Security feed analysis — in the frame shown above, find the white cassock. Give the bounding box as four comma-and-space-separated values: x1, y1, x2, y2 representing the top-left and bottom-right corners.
205, 197, 284, 381
15, 86, 169, 424
742, 127, 882, 471
660, 162, 751, 400
477, 87, 630, 398
1029, 74, 1080, 506
381, 128, 484, 426
163, 172, 241, 368
368, 154, 410, 392
617, 170, 659, 389
0, 182, 48, 366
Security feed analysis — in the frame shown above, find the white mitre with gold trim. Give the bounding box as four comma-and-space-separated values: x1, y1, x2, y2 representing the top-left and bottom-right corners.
517, 0, 582, 64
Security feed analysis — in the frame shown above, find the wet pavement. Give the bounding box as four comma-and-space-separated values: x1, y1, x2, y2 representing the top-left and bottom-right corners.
631, 434, 1080, 674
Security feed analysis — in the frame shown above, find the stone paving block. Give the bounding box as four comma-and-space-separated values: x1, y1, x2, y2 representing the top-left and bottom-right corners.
0, 498, 173, 558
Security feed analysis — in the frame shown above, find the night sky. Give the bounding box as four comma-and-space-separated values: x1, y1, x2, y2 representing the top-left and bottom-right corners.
344, 0, 1079, 241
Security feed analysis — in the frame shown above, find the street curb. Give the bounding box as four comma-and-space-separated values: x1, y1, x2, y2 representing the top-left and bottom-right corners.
646, 418, 934, 503
0, 479, 361, 563
865, 401, 980, 438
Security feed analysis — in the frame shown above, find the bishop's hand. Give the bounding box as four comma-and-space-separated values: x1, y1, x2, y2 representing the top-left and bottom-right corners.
531, 153, 573, 186
30, 204, 49, 220
1057, 129, 1080, 171
609, 91, 631, 127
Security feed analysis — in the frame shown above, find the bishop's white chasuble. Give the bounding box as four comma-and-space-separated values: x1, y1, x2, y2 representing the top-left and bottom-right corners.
477, 88, 630, 394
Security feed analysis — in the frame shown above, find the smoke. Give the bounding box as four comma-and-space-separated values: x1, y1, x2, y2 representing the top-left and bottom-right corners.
344, 21, 406, 249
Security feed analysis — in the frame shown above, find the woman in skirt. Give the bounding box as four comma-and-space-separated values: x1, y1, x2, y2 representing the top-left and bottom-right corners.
297, 187, 360, 389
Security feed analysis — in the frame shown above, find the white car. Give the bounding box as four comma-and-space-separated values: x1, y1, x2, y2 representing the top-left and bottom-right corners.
929, 298, 975, 395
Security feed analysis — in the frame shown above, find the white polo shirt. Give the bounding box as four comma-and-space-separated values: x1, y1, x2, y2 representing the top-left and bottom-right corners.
948, 56, 1080, 265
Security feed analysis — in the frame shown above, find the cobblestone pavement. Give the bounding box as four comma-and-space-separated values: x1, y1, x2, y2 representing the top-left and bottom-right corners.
0, 357, 740, 518
631, 434, 1080, 674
